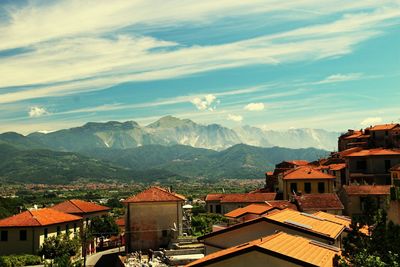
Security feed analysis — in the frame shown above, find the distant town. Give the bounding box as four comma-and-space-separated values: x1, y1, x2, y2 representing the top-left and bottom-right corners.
1, 122, 400, 266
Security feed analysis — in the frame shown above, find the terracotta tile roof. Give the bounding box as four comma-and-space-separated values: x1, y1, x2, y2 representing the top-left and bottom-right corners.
343, 131, 361, 139
367, 123, 399, 131
287, 160, 309, 166
224, 204, 276, 218
220, 193, 277, 203
345, 148, 400, 157
188, 232, 340, 267
313, 211, 351, 229
327, 163, 346, 171
0, 208, 82, 227
264, 209, 345, 239
124, 186, 186, 203
225, 201, 297, 218
337, 147, 363, 157
390, 164, 400, 171
205, 193, 277, 203
266, 200, 298, 210
294, 194, 344, 211
51, 199, 110, 214
205, 193, 223, 201
283, 166, 335, 180
265, 171, 274, 176
115, 217, 125, 227
343, 185, 391, 195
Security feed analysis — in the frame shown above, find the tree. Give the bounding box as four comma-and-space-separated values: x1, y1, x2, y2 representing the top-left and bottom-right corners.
338, 208, 400, 267
89, 215, 119, 249
39, 233, 80, 266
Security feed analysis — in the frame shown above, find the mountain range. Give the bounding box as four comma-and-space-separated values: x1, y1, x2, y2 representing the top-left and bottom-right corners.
26, 116, 339, 152
0, 116, 335, 184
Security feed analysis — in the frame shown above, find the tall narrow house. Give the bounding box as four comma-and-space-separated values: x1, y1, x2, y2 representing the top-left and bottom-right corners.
123, 186, 186, 252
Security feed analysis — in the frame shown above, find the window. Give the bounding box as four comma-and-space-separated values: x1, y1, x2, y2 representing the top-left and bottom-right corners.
385, 131, 389, 136
209, 205, 213, 213
318, 182, 325, 193
216, 205, 221, 214
0, 230, 8, 241
65, 224, 69, 234
290, 183, 297, 194
385, 160, 391, 172
304, 183, 311, 193
394, 173, 399, 179
56, 226, 61, 236
162, 230, 168, 237
73, 223, 77, 233
44, 228, 48, 239
356, 160, 367, 170
20, 230, 27, 241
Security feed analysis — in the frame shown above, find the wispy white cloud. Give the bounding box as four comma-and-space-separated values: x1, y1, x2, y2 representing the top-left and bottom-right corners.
316, 73, 363, 84
0, 3, 399, 103
227, 114, 243, 122
244, 102, 265, 111
360, 117, 383, 126
28, 106, 49, 118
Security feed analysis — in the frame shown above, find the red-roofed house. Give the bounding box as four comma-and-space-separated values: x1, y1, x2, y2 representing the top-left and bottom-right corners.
51, 199, 111, 255
0, 208, 82, 256
344, 148, 400, 185
265, 160, 310, 192
278, 166, 336, 200
52, 199, 110, 223
123, 186, 186, 252
224, 201, 296, 223
339, 185, 391, 216
188, 232, 340, 267
205, 193, 276, 214
293, 193, 344, 215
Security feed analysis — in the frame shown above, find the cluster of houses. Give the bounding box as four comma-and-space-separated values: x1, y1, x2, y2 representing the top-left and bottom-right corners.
0, 199, 110, 257
1, 123, 400, 266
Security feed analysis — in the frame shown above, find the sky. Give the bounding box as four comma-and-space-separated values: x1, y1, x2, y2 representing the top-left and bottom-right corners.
0, 0, 399, 134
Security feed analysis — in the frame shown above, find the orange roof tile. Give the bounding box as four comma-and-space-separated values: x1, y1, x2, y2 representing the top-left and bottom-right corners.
368, 123, 399, 131
283, 166, 335, 180
219, 193, 277, 203
287, 160, 309, 166
51, 199, 110, 214
205, 193, 223, 201
343, 130, 362, 139
115, 217, 125, 227
313, 212, 351, 229
224, 204, 276, 218
0, 208, 82, 227
345, 148, 400, 157
294, 194, 344, 211
327, 163, 346, 171
188, 232, 340, 267
343, 185, 391, 195
124, 186, 186, 203
264, 209, 345, 239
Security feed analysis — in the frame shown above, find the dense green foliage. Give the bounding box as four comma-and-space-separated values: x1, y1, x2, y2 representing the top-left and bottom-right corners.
90, 215, 120, 238
191, 213, 228, 236
0, 144, 134, 184
0, 254, 42, 267
338, 205, 400, 266
0, 197, 24, 219
39, 233, 81, 265
0, 138, 327, 184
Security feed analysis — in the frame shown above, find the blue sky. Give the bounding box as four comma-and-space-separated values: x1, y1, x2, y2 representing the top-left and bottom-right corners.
0, 0, 399, 134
